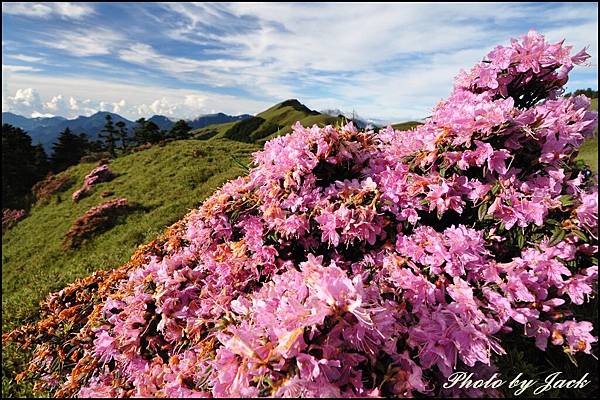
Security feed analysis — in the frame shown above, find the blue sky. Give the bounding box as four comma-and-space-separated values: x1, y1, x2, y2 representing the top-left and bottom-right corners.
2, 2, 598, 122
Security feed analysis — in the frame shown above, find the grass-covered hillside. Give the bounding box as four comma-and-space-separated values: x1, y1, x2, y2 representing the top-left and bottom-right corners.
2, 139, 258, 331
193, 99, 343, 143
390, 120, 422, 131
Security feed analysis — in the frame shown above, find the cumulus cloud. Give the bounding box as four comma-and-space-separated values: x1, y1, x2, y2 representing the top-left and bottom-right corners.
2, 88, 129, 118
2, 88, 44, 116
1, 82, 269, 120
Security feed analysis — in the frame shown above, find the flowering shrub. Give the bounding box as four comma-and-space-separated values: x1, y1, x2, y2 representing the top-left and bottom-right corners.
63, 198, 132, 249
4, 31, 598, 397
2, 208, 27, 233
32, 173, 74, 204
72, 165, 116, 203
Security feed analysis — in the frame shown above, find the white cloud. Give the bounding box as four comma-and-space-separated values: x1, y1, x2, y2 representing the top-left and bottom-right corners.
2, 2, 93, 19
2, 73, 272, 119
156, 2, 598, 120
2, 64, 42, 73
31, 111, 55, 118
9, 54, 44, 63
2, 88, 44, 116
37, 28, 125, 57
44, 94, 67, 111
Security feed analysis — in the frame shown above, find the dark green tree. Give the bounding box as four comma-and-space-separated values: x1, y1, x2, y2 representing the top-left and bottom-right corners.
80, 133, 105, 154
50, 127, 88, 172
32, 143, 50, 176
99, 114, 118, 157
133, 118, 148, 144
115, 120, 129, 151
565, 88, 598, 98
2, 124, 49, 208
133, 118, 162, 144
169, 119, 192, 140
146, 122, 162, 143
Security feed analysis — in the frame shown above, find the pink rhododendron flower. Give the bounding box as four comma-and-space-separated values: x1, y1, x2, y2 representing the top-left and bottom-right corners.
6, 31, 598, 399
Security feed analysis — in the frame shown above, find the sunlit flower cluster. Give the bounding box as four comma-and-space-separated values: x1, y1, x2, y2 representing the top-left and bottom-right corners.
72, 164, 116, 202
63, 197, 132, 249
2, 208, 27, 233
5, 31, 598, 398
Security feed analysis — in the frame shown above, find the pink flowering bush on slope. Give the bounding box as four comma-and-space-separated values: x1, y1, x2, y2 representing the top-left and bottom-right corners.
63, 198, 133, 249
4, 31, 598, 397
2, 208, 27, 233
72, 164, 116, 203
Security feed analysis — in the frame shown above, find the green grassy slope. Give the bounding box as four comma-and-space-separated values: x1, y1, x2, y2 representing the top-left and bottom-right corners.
192, 99, 342, 143
2, 139, 258, 331
390, 121, 422, 131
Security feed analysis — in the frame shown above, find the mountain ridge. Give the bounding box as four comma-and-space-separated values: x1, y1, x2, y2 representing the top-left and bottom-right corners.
2, 111, 253, 150
192, 99, 343, 143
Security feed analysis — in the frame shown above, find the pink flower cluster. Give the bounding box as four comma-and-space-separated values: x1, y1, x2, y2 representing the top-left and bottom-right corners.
13, 31, 600, 397
63, 198, 132, 249
72, 164, 116, 203
2, 208, 27, 233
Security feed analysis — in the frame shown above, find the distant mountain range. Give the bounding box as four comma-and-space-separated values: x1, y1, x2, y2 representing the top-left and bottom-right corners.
2, 100, 425, 152
1, 111, 252, 151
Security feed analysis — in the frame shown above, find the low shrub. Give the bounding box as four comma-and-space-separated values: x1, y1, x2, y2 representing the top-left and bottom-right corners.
72, 165, 116, 203
2, 208, 27, 234
31, 173, 74, 204
63, 198, 133, 249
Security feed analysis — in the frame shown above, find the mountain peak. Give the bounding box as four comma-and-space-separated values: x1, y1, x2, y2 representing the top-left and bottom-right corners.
278, 99, 303, 107
275, 99, 320, 116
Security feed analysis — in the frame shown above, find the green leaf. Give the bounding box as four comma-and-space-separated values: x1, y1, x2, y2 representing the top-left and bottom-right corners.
545, 218, 560, 226
478, 202, 488, 221
571, 229, 588, 242
548, 226, 566, 247
559, 195, 574, 207
517, 229, 525, 248
491, 182, 501, 195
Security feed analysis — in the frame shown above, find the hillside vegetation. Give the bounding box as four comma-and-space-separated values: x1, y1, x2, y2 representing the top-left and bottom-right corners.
2, 96, 597, 397
390, 120, 422, 131
2, 139, 258, 331
2, 139, 260, 396
193, 99, 343, 142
